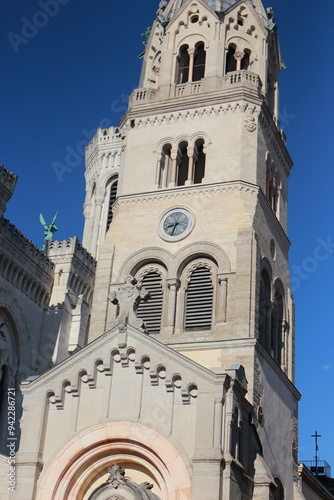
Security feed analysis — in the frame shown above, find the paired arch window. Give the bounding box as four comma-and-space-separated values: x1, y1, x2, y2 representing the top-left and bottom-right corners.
259, 266, 285, 367
157, 138, 206, 188
225, 44, 251, 73
132, 258, 220, 335
176, 42, 206, 84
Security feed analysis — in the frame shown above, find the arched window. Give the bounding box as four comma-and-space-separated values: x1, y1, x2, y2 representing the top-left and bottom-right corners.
158, 144, 172, 188
259, 269, 271, 348
273, 478, 284, 500
177, 142, 189, 186
185, 265, 214, 331
193, 42, 206, 81
194, 139, 206, 184
226, 44, 237, 73
272, 288, 283, 365
136, 268, 164, 334
106, 178, 118, 232
176, 45, 190, 84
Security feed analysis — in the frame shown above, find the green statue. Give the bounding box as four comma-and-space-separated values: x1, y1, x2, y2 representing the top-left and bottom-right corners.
40, 212, 58, 252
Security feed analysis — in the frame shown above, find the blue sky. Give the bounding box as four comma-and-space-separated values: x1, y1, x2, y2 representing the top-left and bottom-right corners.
1, 0, 333, 469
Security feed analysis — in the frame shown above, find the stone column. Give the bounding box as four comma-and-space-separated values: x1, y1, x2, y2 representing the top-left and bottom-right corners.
185, 147, 196, 185
265, 301, 273, 353
90, 194, 104, 259
187, 47, 196, 82
217, 276, 228, 323
166, 278, 180, 334
169, 150, 179, 187
234, 51, 244, 71
155, 153, 163, 188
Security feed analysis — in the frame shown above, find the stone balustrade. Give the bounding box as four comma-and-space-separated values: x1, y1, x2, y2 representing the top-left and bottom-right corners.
128, 71, 263, 109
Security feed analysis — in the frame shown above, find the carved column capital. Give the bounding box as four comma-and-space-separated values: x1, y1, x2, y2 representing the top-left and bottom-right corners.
234, 51, 244, 61
187, 47, 197, 58
167, 278, 180, 290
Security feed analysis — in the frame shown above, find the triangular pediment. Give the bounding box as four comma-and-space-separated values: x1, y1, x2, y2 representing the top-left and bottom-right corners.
22, 324, 230, 407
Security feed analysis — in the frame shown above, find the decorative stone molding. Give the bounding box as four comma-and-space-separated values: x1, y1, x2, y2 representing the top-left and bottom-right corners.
46, 345, 198, 410
88, 464, 162, 499
109, 275, 149, 331
125, 100, 259, 128
244, 115, 257, 132
113, 180, 258, 215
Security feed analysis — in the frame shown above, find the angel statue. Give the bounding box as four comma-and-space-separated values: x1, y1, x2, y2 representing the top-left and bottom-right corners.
40, 212, 58, 252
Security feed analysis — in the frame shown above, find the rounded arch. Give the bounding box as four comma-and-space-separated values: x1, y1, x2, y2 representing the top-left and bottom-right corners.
190, 131, 210, 145
260, 257, 273, 282
225, 36, 254, 55
175, 134, 191, 147
118, 248, 173, 282
156, 137, 175, 151
36, 422, 192, 500
176, 35, 208, 52
173, 241, 231, 277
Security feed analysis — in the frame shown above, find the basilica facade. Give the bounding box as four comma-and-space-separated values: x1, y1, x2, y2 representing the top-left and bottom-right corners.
0, 1, 312, 498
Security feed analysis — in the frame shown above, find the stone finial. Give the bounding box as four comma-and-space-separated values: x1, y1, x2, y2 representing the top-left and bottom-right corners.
109, 275, 149, 331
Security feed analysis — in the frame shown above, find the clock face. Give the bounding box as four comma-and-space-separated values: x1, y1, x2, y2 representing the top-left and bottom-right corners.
160, 208, 193, 240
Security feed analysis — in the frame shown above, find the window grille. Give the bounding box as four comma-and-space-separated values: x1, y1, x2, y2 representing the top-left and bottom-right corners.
185, 266, 213, 331
136, 271, 163, 334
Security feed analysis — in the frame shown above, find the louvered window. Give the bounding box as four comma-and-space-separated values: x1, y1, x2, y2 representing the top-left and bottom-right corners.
185, 266, 213, 331
106, 181, 118, 232
136, 272, 163, 334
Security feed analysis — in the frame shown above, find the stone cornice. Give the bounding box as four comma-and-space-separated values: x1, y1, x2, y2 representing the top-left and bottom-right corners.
121, 93, 261, 128
113, 180, 259, 213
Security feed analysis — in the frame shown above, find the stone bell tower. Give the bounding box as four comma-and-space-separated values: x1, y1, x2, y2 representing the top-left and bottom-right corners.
76, 0, 300, 497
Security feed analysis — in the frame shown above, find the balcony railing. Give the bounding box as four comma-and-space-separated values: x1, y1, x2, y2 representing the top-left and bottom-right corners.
223, 70, 263, 92
128, 88, 157, 107
128, 70, 262, 109
302, 460, 332, 477
174, 81, 202, 98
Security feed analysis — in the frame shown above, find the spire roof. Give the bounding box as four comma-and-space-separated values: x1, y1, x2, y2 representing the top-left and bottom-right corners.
162, 0, 268, 24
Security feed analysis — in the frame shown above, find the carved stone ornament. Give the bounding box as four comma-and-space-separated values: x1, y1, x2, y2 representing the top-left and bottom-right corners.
109, 275, 149, 331
106, 464, 126, 489
245, 115, 257, 132
88, 464, 161, 500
